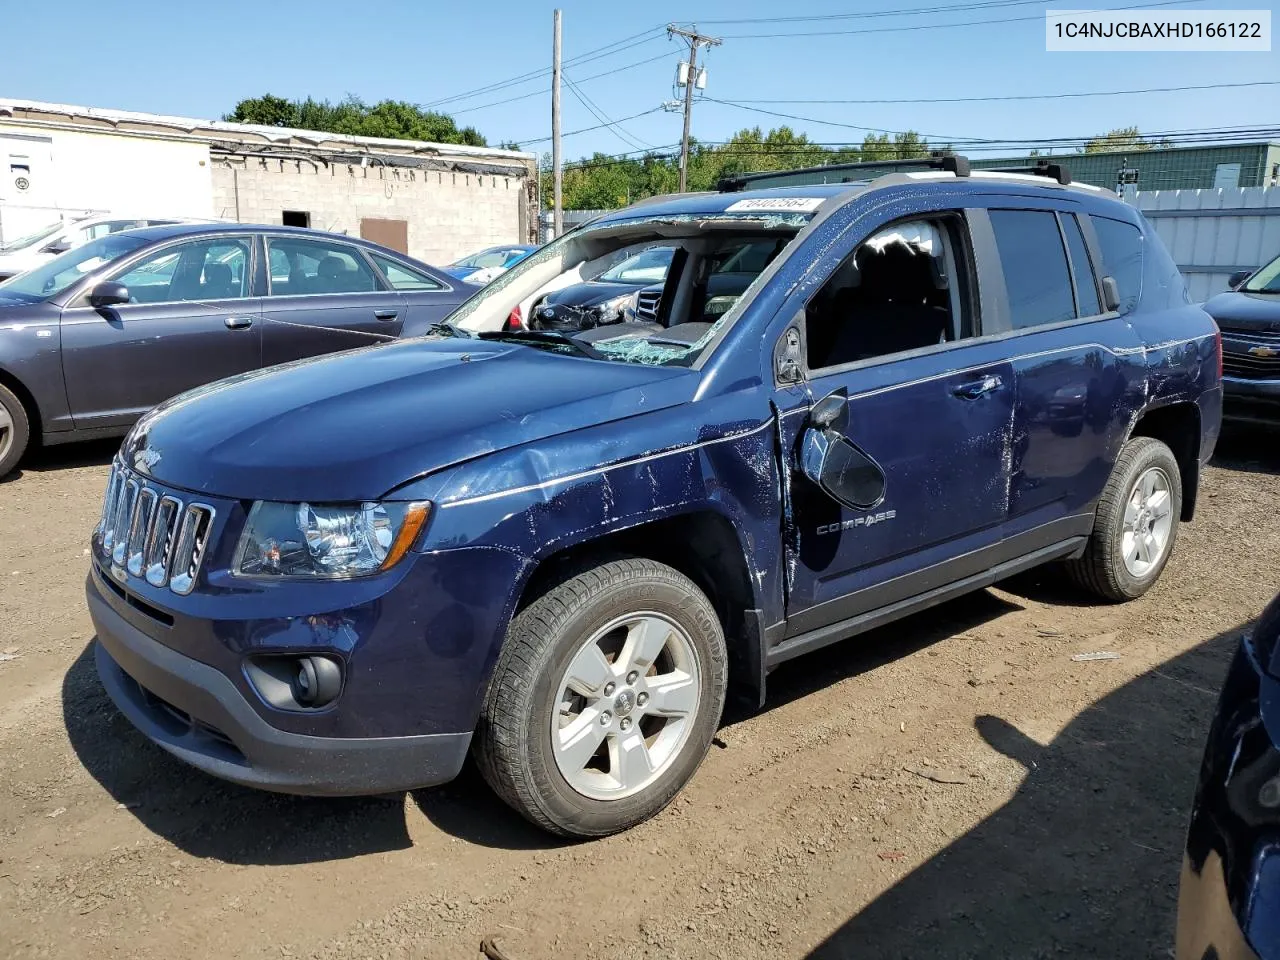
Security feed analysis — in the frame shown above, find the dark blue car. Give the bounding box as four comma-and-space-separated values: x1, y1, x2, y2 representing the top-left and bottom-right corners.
442, 244, 536, 282
85, 161, 1222, 837
1179, 592, 1280, 960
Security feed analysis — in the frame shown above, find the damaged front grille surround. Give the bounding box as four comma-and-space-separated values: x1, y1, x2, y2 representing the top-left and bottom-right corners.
634, 289, 662, 323
95, 462, 216, 596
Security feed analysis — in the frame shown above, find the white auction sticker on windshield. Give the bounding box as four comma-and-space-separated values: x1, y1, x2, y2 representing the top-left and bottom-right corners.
725, 197, 825, 213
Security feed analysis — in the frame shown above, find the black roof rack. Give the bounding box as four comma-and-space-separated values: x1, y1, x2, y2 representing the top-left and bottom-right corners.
984, 160, 1073, 185
716, 151, 971, 193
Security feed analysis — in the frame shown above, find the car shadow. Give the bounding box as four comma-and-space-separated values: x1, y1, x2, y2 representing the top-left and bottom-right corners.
804, 625, 1239, 959
3, 438, 117, 482
63, 643, 415, 865
1213, 422, 1280, 476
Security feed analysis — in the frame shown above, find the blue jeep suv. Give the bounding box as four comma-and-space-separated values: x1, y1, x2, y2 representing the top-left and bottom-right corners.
86, 158, 1223, 837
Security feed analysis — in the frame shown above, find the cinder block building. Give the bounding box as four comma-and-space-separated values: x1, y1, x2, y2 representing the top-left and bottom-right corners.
0, 98, 538, 265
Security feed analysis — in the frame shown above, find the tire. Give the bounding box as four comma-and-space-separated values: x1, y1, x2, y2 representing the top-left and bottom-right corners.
1066, 436, 1182, 602
0, 383, 31, 479
475, 557, 728, 838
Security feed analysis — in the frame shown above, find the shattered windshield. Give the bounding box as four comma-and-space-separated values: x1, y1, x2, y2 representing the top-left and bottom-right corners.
443, 206, 819, 367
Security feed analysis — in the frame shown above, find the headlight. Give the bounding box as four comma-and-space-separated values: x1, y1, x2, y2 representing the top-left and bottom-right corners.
591, 292, 638, 324
234, 501, 431, 578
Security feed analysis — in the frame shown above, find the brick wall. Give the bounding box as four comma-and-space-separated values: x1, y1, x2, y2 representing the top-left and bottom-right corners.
212, 157, 531, 265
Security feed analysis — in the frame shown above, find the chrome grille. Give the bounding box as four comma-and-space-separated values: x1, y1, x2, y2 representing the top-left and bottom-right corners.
635, 289, 661, 322
96, 463, 216, 596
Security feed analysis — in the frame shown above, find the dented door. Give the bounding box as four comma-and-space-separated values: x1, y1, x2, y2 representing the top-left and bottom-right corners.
776, 348, 1016, 636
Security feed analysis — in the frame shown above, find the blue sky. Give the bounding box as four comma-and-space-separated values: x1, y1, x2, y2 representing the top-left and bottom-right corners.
2, 0, 1276, 159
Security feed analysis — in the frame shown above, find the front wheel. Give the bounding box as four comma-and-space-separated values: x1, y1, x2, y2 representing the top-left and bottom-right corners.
1067, 436, 1182, 602
475, 557, 727, 838
0, 383, 31, 479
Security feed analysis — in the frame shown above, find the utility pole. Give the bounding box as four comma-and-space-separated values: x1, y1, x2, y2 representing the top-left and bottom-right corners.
668, 24, 720, 193
552, 9, 563, 237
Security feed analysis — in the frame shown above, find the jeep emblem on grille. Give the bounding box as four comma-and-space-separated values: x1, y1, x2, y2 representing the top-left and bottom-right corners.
133, 447, 162, 475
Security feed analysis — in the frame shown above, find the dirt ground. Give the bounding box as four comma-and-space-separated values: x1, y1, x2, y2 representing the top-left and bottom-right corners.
1, 428, 1278, 960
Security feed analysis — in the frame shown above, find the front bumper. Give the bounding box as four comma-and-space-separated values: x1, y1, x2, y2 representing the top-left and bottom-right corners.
1222, 375, 1280, 425
89, 572, 471, 796
1177, 640, 1280, 960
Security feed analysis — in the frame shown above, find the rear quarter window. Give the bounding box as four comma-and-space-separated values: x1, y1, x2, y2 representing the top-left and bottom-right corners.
1090, 216, 1144, 314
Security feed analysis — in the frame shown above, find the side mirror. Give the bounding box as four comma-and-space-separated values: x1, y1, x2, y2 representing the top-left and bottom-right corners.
42, 240, 71, 255
1228, 270, 1253, 290
89, 281, 130, 307
799, 391, 886, 510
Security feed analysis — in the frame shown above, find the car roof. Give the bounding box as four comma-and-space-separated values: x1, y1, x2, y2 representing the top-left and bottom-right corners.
594, 184, 854, 225
114, 222, 425, 253
588, 175, 1136, 228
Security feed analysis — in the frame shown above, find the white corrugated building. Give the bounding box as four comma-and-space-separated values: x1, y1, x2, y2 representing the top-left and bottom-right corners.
0, 98, 538, 264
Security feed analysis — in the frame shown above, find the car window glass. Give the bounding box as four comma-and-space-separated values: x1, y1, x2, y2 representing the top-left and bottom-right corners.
470, 250, 511, 269
1, 232, 151, 300
1090, 216, 1144, 313
370, 253, 442, 291
702, 238, 787, 321
111, 237, 252, 303
1243, 253, 1280, 293
1062, 214, 1101, 316
266, 237, 380, 296
806, 218, 961, 369
600, 247, 675, 283
989, 210, 1076, 330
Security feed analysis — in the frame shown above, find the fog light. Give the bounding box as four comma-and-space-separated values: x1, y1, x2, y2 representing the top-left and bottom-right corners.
1260, 776, 1280, 809
293, 656, 342, 707
244, 654, 344, 711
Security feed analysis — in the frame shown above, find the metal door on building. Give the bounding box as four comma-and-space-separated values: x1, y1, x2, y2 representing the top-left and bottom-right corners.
360, 218, 409, 253
0, 133, 56, 243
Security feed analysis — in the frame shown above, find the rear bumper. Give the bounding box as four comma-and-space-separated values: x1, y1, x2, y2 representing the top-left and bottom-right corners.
89, 574, 471, 796
1223, 376, 1280, 424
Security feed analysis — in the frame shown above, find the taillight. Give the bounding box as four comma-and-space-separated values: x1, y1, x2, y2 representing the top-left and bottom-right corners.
505, 306, 524, 331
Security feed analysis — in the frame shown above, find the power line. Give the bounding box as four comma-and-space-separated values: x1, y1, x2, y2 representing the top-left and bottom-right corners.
709, 0, 1206, 38
422, 28, 668, 109
703, 98, 981, 144
520, 108, 667, 147
722, 80, 1280, 106
687, 0, 1062, 25
450, 51, 681, 116
563, 75, 654, 152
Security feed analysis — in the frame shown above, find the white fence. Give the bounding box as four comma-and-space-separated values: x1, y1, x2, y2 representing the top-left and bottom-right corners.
1132, 187, 1280, 302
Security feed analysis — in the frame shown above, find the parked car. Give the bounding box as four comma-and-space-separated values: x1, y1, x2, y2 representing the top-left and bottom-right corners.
86, 160, 1222, 838
1177, 590, 1280, 960
0, 223, 472, 476
529, 245, 675, 330
443, 244, 536, 284
1203, 251, 1280, 426
0, 214, 201, 281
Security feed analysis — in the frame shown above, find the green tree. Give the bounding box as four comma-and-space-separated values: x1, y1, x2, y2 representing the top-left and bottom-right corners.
1082, 126, 1172, 154
223, 95, 487, 146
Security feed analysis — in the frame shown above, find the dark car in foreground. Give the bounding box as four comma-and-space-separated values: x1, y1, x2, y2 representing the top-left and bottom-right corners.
0, 223, 472, 475
1178, 591, 1280, 960
1203, 253, 1280, 425
86, 160, 1221, 838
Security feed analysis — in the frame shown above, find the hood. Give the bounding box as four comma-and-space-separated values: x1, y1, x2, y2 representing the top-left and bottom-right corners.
1203, 291, 1280, 331
123, 336, 698, 502
544, 280, 648, 308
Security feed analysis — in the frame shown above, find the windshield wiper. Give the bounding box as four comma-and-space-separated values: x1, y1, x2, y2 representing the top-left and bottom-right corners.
428, 320, 475, 339
478, 329, 604, 360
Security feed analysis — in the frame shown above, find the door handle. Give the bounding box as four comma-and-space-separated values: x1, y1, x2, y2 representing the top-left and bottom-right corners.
224, 316, 255, 330
952, 374, 1003, 400
374, 309, 399, 321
